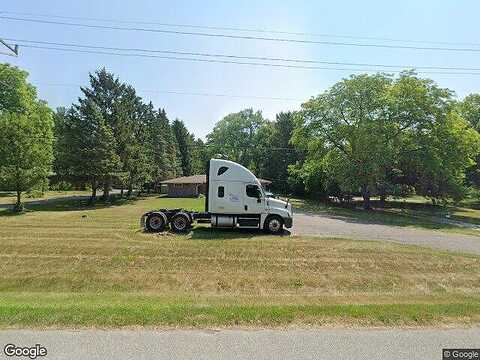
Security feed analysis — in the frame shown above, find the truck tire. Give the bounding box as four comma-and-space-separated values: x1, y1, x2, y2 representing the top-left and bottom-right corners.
264, 215, 284, 235
171, 212, 191, 233
146, 212, 167, 232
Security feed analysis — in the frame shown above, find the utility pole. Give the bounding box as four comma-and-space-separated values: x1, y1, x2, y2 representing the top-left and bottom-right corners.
1, 10, 19, 56
0, 38, 18, 56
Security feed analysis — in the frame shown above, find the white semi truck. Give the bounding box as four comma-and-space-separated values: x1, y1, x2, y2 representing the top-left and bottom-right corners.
141, 158, 293, 234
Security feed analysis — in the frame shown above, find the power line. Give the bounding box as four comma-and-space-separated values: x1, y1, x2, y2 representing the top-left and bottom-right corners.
9, 43, 480, 76
13, 44, 384, 72
5, 37, 480, 72
3, 10, 480, 48
36, 83, 305, 102
3, 16, 480, 53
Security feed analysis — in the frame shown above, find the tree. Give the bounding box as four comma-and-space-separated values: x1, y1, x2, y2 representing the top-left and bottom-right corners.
460, 94, 480, 131
145, 107, 182, 187
293, 72, 479, 208
0, 64, 54, 211
191, 138, 208, 174
172, 119, 194, 176
75, 69, 155, 198
393, 75, 479, 202
78, 69, 129, 198
293, 74, 393, 209
56, 101, 120, 202
400, 111, 479, 202
459, 94, 480, 188
115, 87, 151, 196
259, 111, 302, 194
206, 109, 267, 173
0, 63, 37, 114
0, 104, 54, 210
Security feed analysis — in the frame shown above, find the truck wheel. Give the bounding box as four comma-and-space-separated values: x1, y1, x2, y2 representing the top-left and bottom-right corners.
264, 216, 284, 235
171, 213, 191, 233
146, 213, 167, 232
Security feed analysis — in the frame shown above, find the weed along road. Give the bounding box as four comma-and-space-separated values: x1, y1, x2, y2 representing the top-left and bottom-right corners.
1, 328, 479, 360
293, 210, 480, 255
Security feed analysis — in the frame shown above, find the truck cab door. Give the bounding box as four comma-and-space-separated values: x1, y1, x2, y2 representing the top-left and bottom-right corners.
243, 183, 265, 214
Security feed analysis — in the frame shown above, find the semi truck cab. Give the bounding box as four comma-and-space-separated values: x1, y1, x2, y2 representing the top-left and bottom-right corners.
207, 159, 292, 232
141, 158, 293, 234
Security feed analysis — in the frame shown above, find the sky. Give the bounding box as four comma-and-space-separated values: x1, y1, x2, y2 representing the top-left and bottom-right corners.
1, 0, 480, 139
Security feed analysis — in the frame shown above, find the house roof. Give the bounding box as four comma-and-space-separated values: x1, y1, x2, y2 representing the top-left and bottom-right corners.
161, 175, 207, 184
161, 174, 272, 185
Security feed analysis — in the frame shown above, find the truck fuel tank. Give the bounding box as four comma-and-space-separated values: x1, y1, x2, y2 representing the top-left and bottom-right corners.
211, 215, 236, 228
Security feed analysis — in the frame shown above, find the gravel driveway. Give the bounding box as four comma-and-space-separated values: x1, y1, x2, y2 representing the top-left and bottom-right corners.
292, 210, 480, 255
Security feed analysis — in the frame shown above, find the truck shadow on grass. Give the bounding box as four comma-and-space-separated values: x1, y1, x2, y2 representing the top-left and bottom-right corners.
187, 226, 291, 240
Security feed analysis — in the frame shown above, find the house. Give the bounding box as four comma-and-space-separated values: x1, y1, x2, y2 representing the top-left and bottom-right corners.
161, 175, 207, 197
161, 174, 272, 197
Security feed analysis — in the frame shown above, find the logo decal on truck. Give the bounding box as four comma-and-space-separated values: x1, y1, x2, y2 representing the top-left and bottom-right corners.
229, 194, 240, 202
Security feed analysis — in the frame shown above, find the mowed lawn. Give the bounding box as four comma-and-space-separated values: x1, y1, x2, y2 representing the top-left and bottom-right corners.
0, 192, 480, 328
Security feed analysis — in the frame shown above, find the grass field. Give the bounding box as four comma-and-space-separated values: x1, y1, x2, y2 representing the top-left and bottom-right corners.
0, 192, 479, 328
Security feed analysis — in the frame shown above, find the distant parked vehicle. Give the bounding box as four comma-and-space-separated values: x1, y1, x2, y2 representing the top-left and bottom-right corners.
141, 159, 293, 234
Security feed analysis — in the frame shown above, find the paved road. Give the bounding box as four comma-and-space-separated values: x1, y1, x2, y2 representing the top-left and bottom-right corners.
293, 211, 480, 255
0, 328, 478, 360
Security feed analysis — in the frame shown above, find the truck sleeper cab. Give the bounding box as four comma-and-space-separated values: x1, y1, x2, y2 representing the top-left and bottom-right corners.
141, 159, 293, 234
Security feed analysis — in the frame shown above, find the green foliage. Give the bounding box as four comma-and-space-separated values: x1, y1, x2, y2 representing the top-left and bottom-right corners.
0, 64, 54, 210
145, 107, 183, 183
206, 108, 267, 174
54, 69, 198, 197
172, 119, 194, 176
191, 138, 208, 174
402, 111, 480, 201
55, 100, 120, 201
460, 94, 480, 131
293, 72, 480, 206
4, 64, 478, 208
293, 73, 395, 207
49, 180, 74, 191
0, 64, 37, 114
258, 112, 303, 194
0, 108, 54, 203
459, 94, 480, 188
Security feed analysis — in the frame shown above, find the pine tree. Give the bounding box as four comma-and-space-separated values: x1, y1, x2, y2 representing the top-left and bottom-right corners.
58, 101, 119, 202
172, 119, 194, 176
191, 138, 208, 174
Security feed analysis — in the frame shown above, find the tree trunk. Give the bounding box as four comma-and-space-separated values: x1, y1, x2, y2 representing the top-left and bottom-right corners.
379, 194, 386, 207
120, 187, 124, 198
102, 180, 110, 201
361, 184, 372, 210
90, 180, 97, 203
13, 166, 23, 212
14, 190, 23, 212
127, 182, 133, 197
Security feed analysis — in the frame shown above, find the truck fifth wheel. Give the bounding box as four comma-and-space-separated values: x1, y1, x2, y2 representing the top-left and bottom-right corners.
141, 158, 293, 234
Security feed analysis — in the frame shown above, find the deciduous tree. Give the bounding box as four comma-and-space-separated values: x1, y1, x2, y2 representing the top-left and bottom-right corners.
0, 64, 54, 211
